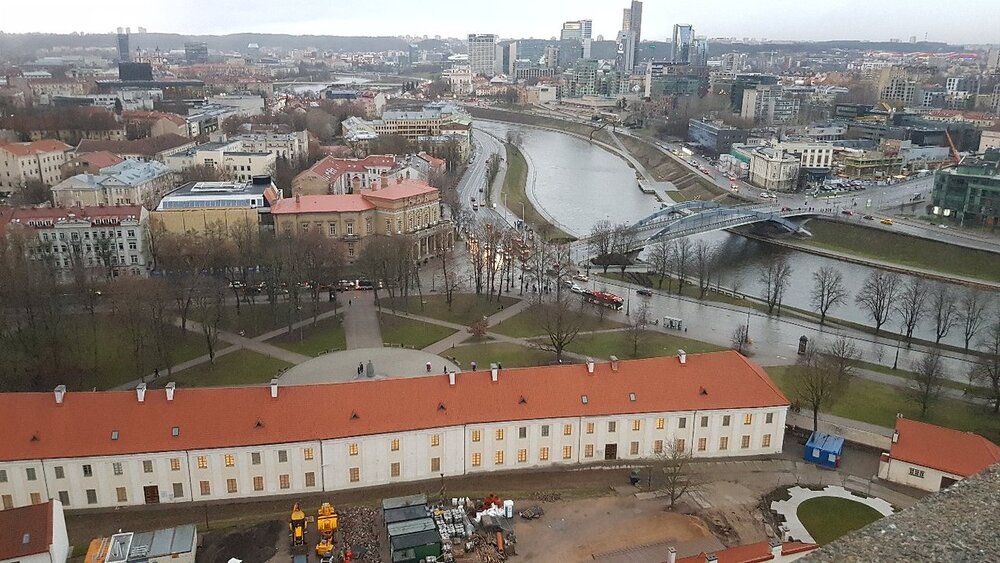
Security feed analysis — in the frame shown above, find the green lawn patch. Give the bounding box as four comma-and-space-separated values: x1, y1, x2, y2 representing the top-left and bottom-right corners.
448, 342, 561, 369
382, 294, 519, 325
801, 219, 1000, 282
797, 497, 884, 545
157, 350, 292, 388
564, 329, 722, 360
855, 360, 982, 394
767, 366, 1000, 442
266, 315, 346, 357
194, 300, 341, 338
379, 313, 457, 349
491, 303, 628, 338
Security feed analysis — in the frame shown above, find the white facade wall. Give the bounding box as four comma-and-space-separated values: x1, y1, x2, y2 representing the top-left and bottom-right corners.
877, 457, 964, 492
49, 500, 69, 563
1, 407, 785, 511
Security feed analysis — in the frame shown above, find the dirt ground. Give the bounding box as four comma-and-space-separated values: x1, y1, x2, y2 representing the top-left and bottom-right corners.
515, 496, 719, 563
197, 521, 281, 563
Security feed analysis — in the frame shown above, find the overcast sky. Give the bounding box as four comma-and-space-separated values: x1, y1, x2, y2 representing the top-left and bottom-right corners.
2, 0, 997, 44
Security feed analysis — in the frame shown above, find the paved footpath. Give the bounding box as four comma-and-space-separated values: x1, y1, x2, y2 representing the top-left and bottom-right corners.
342, 291, 383, 349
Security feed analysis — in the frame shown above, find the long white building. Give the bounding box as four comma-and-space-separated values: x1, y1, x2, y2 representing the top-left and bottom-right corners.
0, 352, 789, 511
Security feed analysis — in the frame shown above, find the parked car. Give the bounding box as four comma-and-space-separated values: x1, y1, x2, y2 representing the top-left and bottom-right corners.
841, 209, 854, 216
570, 284, 585, 294
863, 214, 874, 220
636, 288, 653, 297
573, 274, 589, 282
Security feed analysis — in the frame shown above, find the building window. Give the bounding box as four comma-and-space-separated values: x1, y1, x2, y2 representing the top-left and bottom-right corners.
87, 489, 98, 504
143, 460, 153, 473
346, 222, 354, 235
678, 418, 687, 429
227, 479, 238, 494
0, 469, 8, 483
743, 414, 753, 425
200, 481, 211, 496
26, 467, 37, 481
116, 487, 127, 503
656, 418, 665, 430
251, 476, 264, 491
564, 424, 573, 436
170, 458, 181, 471
585, 444, 595, 458
541, 425, 550, 437
328, 224, 337, 236
251, 452, 261, 465
298, 447, 313, 461
280, 474, 291, 489
719, 437, 729, 450
762, 434, 772, 448
349, 444, 359, 456
431, 457, 441, 472
630, 441, 640, 455
766, 412, 774, 424
224, 454, 235, 467
471, 453, 482, 467
654, 440, 664, 454
494, 451, 504, 465
700, 416, 709, 428
632, 420, 641, 431
517, 449, 527, 463
472, 430, 481, 442
562, 446, 573, 460
431, 434, 440, 447
741, 435, 751, 449
518, 427, 527, 439
278, 450, 288, 463
676, 439, 686, 453
390, 462, 401, 477
390, 439, 400, 452
909, 467, 925, 478
349, 468, 360, 482
30, 492, 42, 505
539, 447, 550, 461
197, 456, 208, 469
608, 421, 617, 433
173, 483, 184, 498
1, 495, 12, 510
495, 429, 504, 441
722, 415, 731, 427
83, 464, 93, 477
698, 437, 707, 452
54, 466, 64, 479
111, 463, 122, 476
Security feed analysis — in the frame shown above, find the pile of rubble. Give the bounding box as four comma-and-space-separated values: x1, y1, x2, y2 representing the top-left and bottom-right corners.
526, 491, 562, 503
339, 506, 380, 562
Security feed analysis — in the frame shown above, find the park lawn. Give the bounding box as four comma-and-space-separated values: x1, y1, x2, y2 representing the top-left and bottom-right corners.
491, 304, 628, 338
379, 313, 458, 349
193, 300, 341, 338
382, 294, 520, 326
797, 497, 884, 545
266, 315, 346, 357
447, 342, 561, 369
766, 367, 1000, 442
564, 329, 722, 360
160, 350, 292, 388
801, 219, 1000, 282
854, 360, 983, 394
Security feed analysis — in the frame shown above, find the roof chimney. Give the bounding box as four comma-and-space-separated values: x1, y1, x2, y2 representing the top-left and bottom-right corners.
396, 176, 403, 184
448, 371, 456, 386
666, 547, 676, 563
381, 172, 388, 188
586, 359, 595, 374
678, 350, 687, 365
768, 539, 782, 558
706, 555, 718, 563
53, 385, 66, 405
892, 430, 899, 443
165, 382, 176, 401
295, 193, 301, 204
490, 363, 499, 382
270, 378, 279, 398
136, 382, 147, 403
610, 355, 619, 372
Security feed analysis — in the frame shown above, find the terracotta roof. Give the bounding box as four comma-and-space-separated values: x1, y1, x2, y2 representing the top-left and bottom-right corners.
676, 541, 819, 563
65, 151, 125, 170
0, 352, 787, 462
0, 205, 144, 232
363, 179, 437, 201
122, 110, 187, 126
76, 133, 191, 157
303, 154, 398, 181
271, 194, 375, 214
888, 418, 1000, 477
0, 501, 54, 559
0, 139, 72, 156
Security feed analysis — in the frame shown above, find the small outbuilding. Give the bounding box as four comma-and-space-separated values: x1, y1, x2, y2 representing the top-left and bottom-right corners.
803, 431, 844, 469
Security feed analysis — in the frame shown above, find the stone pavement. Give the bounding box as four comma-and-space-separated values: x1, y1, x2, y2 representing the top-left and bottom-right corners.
421, 297, 534, 354
770, 485, 894, 543
342, 291, 383, 349
278, 347, 459, 385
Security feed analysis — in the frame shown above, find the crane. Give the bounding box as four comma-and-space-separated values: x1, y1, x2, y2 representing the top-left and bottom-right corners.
944, 130, 961, 164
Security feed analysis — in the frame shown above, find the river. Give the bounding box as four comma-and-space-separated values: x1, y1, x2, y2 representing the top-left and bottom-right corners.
478, 121, 993, 347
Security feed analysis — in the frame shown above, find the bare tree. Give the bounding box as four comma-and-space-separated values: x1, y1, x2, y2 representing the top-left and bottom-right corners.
648, 240, 672, 291
534, 248, 585, 362
960, 288, 990, 351
654, 441, 696, 510
670, 238, 693, 295
790, 336, 859, 433
895, 278, 928, 343
193, 279, 227, 364
970, 317, 1000, 413
623, 301, 651, 357
929, 284, 958, 344
855, 270, 901, 336
694, 240, 715, 299
731, 323, 751, 355
757, 256, 793, 315
588, 219, 615, 274
810, 266, 848, 326
908, 350, 947, 418
611, 224, 638, 276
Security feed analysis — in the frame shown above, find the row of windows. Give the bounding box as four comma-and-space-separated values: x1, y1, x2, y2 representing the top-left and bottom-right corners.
40, 229, 135, 242
465, 435, 772, 464
469, 413, 773, 442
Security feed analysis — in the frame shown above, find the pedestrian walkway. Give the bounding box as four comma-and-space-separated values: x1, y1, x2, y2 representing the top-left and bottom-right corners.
343, 292, 383, 349
770, 485, 894, 543
278, 347, 459, 385
185, 318, 312, 365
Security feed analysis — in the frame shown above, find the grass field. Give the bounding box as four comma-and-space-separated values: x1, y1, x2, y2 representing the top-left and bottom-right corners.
564, 329, 723, 360
797, 497, 885, 545
502, 142, 573, 240
195, 300, 341, 338
448, 342, 560, 369
491, 303, 628, 338
266, 315, 346, 357
382, 294, 520, 325
379, 313, 457, 349
157, 350, 292, 388
801, 219, 1000, 282
767, 366, 1000, 442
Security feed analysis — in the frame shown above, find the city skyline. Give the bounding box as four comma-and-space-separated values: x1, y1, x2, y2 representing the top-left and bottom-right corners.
1, 0, 997, 45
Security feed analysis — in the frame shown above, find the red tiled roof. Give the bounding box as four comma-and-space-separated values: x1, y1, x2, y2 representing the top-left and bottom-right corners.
889, 418, 1000, 477
122, 110, 187, 126
66, 151, 125, 170
271, 194, 375, 214
305, 154, 397, 180
0, 205, 144, 231
0, 501, 53, 559
363, 179, 437, 201
0, 352, 788, 461
675, 541, 819, 563
0, 139, 72, 156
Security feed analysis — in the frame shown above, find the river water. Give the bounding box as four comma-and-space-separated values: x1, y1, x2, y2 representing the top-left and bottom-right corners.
478, 121, 991, 347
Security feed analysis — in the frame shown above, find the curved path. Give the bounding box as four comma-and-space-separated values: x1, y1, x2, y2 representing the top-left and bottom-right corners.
770, 484, 894, 543
279, 347, 460, 385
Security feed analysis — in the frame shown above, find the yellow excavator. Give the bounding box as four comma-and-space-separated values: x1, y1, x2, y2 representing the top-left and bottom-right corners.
315, 502, 340, 561
289, 503, 308, 550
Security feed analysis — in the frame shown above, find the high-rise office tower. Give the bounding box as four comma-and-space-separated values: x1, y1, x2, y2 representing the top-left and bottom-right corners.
673, 24, 694, 63
619, 2, 642, 71
116, 27, 131, 63
468, 34, 499, 76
